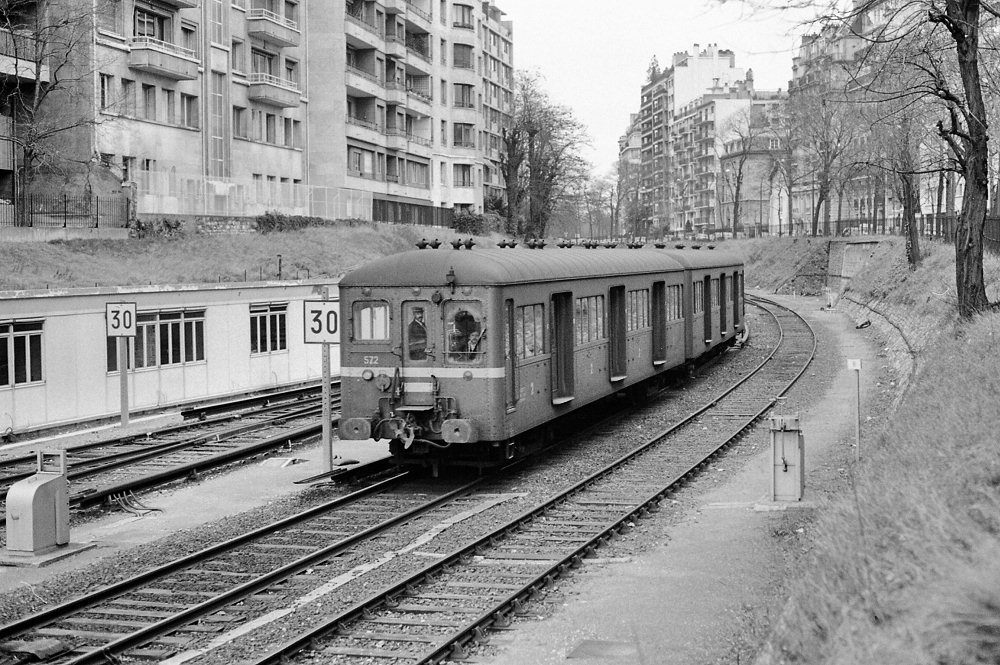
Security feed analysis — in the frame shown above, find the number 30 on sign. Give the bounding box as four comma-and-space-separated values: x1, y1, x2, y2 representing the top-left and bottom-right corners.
106, 302, 137, 337
303, 300, 340, 344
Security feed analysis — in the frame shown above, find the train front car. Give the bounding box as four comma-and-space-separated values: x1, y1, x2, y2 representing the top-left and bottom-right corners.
338, 247, 506, 469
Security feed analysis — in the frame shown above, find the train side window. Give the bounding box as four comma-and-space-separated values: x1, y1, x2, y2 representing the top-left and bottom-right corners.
693, 281, 704, 314
445, 301, 485, 364
353, 301, 390, 341
626, 289, 649, 331
667, 284, 683, 320
574, 295, 605, 345
514, 303, 545, 359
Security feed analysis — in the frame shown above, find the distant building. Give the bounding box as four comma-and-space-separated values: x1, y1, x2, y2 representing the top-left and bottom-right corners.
637, 44, 745, 235
2, 0, 512, 223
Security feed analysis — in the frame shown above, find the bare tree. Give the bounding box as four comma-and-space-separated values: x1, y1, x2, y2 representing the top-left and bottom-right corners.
501, 71, 589, 240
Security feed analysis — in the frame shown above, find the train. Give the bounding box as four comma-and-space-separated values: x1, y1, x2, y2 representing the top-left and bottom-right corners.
337, 241, 745, 470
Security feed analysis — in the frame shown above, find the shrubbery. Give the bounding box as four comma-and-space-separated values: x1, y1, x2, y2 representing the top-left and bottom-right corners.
133, 216, 185, 239
255, 211, 368, 234
452, 210, 502, 235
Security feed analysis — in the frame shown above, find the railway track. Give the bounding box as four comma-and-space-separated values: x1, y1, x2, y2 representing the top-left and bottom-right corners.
0, 386, 340, 517
0, 297, 813, 664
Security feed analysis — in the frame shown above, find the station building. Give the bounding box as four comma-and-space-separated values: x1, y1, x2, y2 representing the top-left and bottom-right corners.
0, 281, 340, 435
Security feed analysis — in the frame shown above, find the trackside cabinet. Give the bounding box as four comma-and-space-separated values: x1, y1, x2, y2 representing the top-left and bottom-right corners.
770, 415, 805, 501
6, 451, 70, 554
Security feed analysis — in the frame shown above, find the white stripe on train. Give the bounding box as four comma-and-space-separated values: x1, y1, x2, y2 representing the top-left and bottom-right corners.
341, 366, 507, 379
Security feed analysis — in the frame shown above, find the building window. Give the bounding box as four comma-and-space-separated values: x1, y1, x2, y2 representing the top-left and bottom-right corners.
164, 89, 175, 123
141, 83, 156, 120
250, 303, 287, 354
106, 310, 205, 372
231, 38, 245, 72
180, 93, 199, 128
265, 113, 276, 143
99, 73, 114, 110
1, 321, 43, 387
452, 123, 474, 148
182, 21, 198, 55
120, 78, 135, 116
513, 304, 544, 359
453, 3, 473, 28
453, 163, 472, 186
251, 48, 275, 75
453, 43, 473, 69
134, 7, 168, 39
454, 83, 474, 108
284, 58, 299, 86
233, 106, 247, 138
209, 0, 225, 43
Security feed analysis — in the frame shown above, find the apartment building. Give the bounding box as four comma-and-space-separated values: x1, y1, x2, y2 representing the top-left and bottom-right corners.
637, 44, 744, 234
3, 0, 511, 222
616, 112, 642, 236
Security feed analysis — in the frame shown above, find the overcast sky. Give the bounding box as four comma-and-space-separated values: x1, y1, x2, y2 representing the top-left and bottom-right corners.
497, 1, 823, 175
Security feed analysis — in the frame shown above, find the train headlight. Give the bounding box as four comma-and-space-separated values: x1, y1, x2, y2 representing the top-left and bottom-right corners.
463, 371, 473, 381
361, 369, 375, 381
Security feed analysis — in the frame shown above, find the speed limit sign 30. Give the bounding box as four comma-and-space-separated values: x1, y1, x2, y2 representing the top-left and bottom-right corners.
303, 300, 340, 344
106, 302, 137, 337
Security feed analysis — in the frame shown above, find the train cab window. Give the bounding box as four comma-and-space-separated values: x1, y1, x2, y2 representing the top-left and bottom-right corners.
445, 301, 485, 364
353, 301, 390, 341
406, 306, 428, 360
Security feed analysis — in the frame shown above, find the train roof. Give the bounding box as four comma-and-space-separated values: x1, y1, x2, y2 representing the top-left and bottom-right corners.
339, 246, 742, 288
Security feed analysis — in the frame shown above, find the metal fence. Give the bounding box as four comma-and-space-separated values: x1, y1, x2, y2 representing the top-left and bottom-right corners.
0, 195, 130, 228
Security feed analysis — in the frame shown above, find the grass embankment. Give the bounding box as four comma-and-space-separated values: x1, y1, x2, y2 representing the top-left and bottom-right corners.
0, 224, 477, 291
739, 237, 1000, 664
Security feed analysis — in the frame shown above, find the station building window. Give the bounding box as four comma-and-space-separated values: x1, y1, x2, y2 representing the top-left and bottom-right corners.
106, 310, 205, 372
574, 295, 605, 345
250, 303, 287, 354
0, 321, 43, 387
513, 303, 544, 360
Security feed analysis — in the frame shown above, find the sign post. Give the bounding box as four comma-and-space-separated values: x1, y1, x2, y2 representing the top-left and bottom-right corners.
847, 358, 862, 461
106, 302, 137, 427
304, 293, 339, 474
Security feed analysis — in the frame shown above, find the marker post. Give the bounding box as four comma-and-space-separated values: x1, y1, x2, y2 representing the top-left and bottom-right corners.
304, 291, 340, 474
106, 302, 137, 427
848, 358, 862, 461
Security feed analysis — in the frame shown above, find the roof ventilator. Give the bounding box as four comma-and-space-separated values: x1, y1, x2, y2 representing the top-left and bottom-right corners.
496, 238, 519, 248
451, 238, 475, 250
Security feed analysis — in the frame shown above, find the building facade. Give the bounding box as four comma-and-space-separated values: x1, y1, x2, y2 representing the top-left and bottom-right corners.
4, 0, 511, 223
637, 44, 745, 235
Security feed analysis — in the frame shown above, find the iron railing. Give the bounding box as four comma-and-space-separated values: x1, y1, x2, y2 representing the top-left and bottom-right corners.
0, 195, 129, 228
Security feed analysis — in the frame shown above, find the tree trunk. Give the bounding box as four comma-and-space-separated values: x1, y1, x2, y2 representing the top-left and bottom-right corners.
901, 171, 921, 269
947, 0, 989, 317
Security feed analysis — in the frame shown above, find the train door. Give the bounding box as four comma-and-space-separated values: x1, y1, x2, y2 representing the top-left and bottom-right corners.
719, 273, 728, 335
609, 285, 627, 381
401, 300, 436, 407
550, 292, 575, 404
504, 299, 517, 410
732, 271, 741, 326
652, 281, 667, 366
702, 275, 712, 344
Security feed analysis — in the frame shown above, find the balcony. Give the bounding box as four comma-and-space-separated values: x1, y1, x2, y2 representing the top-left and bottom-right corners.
383, 0, 405, 12
128, 37, 199, 80
404, 0, 431, 24
246, 8, 300, 48
346, 115, 383, 142
385, 127, 407, 149
406, 88, 431, 115
384, 33, 406, 58
345, 63, 383, 97
157, 0, 198, 7
345, 12, 384, 44
247, 73, 301, 107
0, 29, 50, 83
385, 81, 407, 105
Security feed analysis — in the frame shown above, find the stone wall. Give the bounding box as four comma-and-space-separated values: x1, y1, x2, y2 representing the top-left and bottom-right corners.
135, 214, 258, 237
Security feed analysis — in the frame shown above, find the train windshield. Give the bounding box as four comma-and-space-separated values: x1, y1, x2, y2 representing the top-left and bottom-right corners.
445, 301, 485, 364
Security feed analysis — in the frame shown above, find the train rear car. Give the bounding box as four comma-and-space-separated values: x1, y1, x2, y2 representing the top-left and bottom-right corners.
338, 244, 743, 470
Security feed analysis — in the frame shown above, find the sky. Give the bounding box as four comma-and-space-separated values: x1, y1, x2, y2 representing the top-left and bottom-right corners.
497, 1, 824, 175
